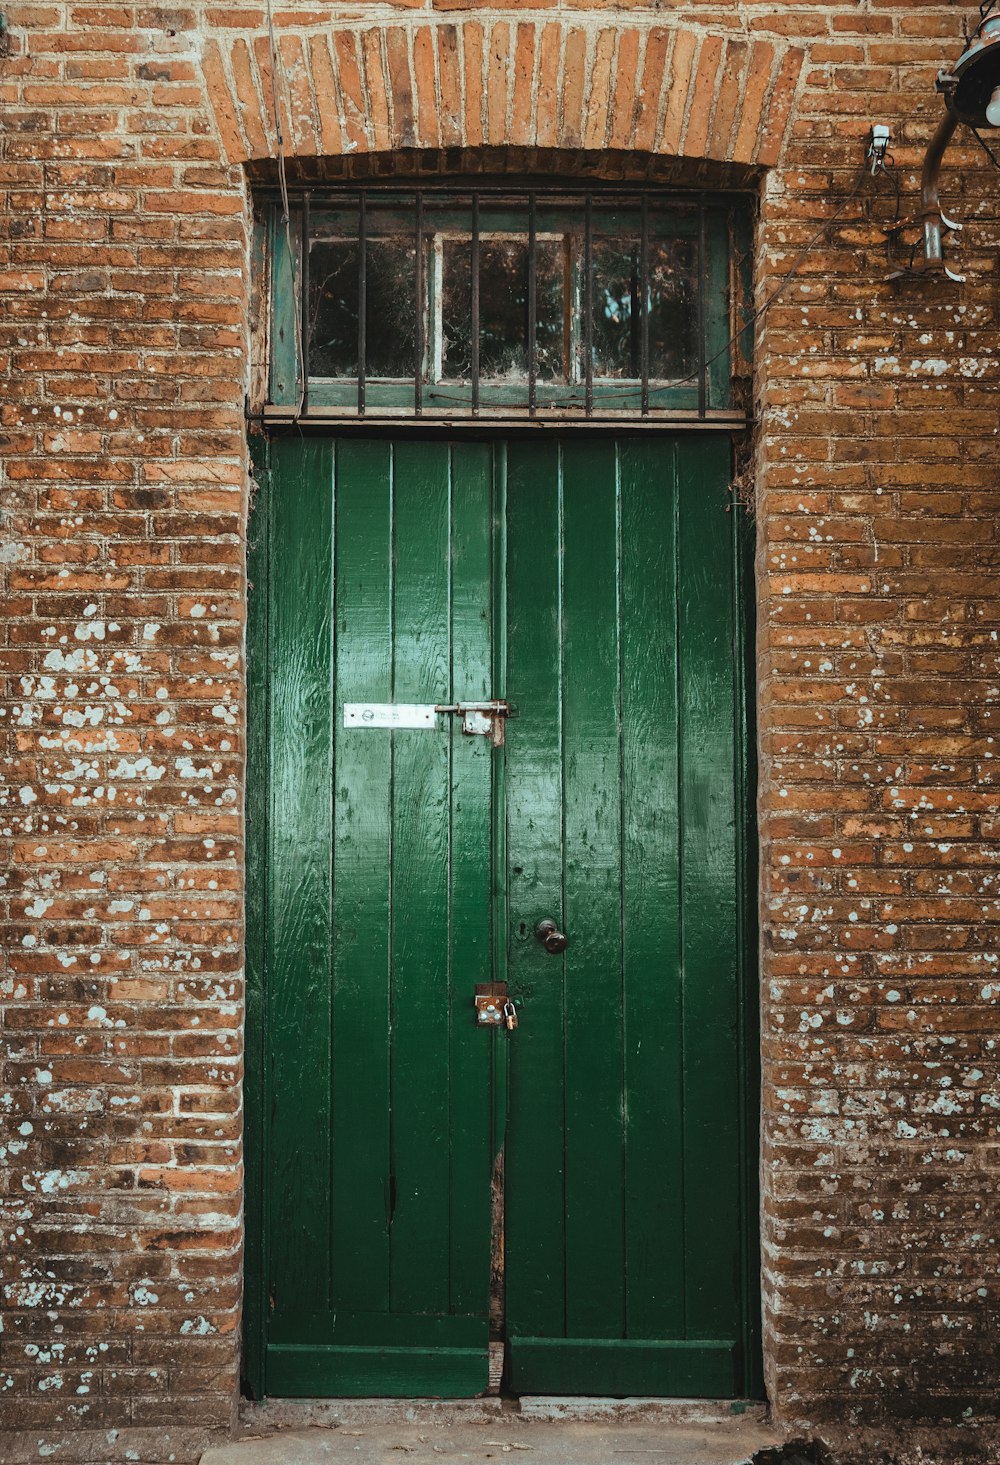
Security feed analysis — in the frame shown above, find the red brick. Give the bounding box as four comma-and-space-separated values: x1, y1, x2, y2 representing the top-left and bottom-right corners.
333, 30, 367, 153
462, 20, 485, 149
610, 26, 643, 151
308, 35, 342, 156
659, 28, 697, 155
437, 23, 462, 149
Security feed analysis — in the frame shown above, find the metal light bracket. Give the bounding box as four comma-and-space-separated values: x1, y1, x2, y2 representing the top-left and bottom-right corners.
899, 5, 1000, 280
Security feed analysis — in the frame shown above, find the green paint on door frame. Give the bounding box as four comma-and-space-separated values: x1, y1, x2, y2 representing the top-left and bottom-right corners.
243, 425, 761, 1403
245, 429, 271, 1401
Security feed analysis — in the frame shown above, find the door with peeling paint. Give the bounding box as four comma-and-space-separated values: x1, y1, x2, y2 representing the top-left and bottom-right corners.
246, 433, 758, 1399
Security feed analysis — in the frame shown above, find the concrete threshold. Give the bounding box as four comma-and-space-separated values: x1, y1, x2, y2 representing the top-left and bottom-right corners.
201, 1398, 782, 1465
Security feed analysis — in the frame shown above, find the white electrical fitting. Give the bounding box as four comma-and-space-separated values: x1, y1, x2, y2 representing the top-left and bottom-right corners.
867, 124, 891, 172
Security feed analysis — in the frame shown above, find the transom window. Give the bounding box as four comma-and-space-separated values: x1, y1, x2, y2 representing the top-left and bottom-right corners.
259, 186, 752, 424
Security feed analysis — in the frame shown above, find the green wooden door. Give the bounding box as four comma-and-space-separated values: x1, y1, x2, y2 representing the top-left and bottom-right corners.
248, 434, 756, 1400
256, 437, 499, 1398
503, 437, 754, 1396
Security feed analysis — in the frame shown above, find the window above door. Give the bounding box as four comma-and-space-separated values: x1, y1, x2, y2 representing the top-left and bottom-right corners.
256, 186, 753, 426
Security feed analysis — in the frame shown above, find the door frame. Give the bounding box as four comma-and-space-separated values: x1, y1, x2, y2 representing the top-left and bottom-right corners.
242, 425, 762, 1401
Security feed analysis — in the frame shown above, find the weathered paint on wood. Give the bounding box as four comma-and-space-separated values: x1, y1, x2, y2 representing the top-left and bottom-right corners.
503, 438, 750, 1396
262, 439, 497, 1396
252, 435, 755, 1399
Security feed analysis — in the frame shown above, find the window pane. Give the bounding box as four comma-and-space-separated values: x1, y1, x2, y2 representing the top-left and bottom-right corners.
368, 238, 419, 378
648, 237, 698, 380
309, 238, 357, 377
535, 242, 568, 382
589, 233, 698, 381
293, 191, 729, 410
440, 234, 567, 383
310, 230, 419, 379
440, 239, 471, 380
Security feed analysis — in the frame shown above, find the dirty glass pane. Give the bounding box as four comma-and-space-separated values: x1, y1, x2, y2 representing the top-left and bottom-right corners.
310, 232, 419, 379
589, 233, 698, 381
309, 238, 357, 376
298, 195, 716, 401
439, 240, 471, 379
440, 236, 567, 383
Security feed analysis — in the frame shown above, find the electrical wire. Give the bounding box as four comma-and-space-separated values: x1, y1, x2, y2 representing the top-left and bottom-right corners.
568, 162, 871, 402
971, 124, 1000, 170
264, 0, 305, 418
667, 163, 870, 395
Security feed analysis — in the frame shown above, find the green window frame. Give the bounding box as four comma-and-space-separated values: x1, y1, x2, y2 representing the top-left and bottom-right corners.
256, 184, 753, 427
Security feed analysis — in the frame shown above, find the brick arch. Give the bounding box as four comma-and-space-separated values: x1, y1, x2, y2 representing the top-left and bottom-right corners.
202, 20, 803, 171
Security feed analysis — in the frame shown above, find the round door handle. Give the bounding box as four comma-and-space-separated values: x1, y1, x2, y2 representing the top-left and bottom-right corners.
535, 918, 568, 954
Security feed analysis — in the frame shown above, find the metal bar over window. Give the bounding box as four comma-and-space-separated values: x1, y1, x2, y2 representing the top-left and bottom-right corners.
267, 183, 750, 427
415, 190, 424, 417
471, 192, 480, 417
639, 193, 650, 418
527, 191, 537, 416
357, 190, 367, 417
584, 193, 594, 418
300, 192, 310, 415
697, 195, 707, 420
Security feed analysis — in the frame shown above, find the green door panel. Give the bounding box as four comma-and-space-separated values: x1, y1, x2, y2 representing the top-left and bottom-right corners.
503, 437, 750, 1398
249, 433, 756, 1401
506, 1339, 737, 1398
262, 438, 497, 1397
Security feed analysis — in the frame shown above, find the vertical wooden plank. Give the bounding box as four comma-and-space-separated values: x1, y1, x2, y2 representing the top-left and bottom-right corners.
389, 442, 453, 1316
705, 206, 732, 410
559, 439, 626, 1339
268, 207, 303, 407
490, 444, 510, 1175
331, 438, 393, 1314
677, 435, 742, 1340
504, 438, 567, 1340
734, 480, 763, 1398
620, 439, 685, 1340
266, 435, 334, 1319
448, 442, 496, 1315
243, 432, 270, 1398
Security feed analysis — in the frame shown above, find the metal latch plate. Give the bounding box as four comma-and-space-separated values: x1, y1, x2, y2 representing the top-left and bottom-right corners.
475, 982, 508, 1026
343, 700, 511, 744
344, 703, 436, 729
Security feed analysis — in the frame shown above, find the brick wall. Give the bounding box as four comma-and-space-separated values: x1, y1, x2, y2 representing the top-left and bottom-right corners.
0, 6, 248, 1456
2, 3, 999, 1462
755, 13, 1000, 1443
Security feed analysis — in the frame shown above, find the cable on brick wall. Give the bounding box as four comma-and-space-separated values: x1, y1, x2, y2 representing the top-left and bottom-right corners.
265, 0, 306, 420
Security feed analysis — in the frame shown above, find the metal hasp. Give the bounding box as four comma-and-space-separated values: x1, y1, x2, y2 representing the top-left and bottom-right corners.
436, 700, 512, 746
343, 699, 511, 742
475, 981, 517, 1030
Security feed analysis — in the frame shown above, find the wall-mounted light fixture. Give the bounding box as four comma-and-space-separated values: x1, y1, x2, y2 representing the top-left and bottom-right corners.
939, 10, 1000, 127
914, 2, 1000, 277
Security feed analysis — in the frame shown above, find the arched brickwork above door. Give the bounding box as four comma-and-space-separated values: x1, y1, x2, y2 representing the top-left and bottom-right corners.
202, 19, 803, 170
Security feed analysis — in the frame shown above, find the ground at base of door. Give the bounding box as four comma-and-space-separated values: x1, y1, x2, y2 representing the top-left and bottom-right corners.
200, 1398, 782, 1465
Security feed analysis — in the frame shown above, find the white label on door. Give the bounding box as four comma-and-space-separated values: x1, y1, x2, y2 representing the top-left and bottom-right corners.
343, 703, 438, 729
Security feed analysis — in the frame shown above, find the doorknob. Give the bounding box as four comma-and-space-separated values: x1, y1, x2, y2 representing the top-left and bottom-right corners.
535, 919, 568, 954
